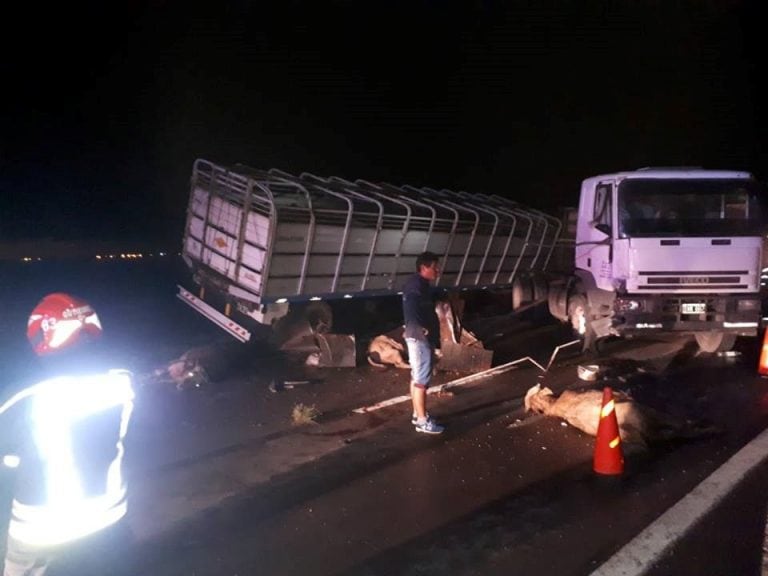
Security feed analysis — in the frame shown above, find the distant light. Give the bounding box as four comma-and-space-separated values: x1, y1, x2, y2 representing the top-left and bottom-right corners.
2, 455, 20, 469
96, 255, 102, 260
309, 296, 322, 301
275, 298, 288, 304
343, 294, 353, 299
159, 252, 166, 257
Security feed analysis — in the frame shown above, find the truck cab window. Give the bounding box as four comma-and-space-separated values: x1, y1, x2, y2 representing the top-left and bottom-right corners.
593, 183, 612, 234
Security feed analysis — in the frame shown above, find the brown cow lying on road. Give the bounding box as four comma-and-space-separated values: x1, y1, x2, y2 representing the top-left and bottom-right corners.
524, 384, 716, 448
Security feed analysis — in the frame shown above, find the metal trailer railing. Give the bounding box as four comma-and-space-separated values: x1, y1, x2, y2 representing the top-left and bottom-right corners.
182, 159, 562, 307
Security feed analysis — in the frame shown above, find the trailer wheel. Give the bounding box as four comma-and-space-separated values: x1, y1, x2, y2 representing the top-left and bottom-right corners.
512, 277, 533, 310
694, 331, 736, 353
532, 275, 548, 303
547, 282, 568, 322
305, 301, 333, 334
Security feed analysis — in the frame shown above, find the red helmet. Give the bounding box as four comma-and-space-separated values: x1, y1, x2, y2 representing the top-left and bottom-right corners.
27, 293, 103, 356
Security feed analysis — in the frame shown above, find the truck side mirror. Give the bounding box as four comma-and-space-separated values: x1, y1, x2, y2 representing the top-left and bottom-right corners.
594, 223, 611, 236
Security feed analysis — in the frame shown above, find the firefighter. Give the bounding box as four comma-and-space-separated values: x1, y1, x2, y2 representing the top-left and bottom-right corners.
0, 293, 135, 576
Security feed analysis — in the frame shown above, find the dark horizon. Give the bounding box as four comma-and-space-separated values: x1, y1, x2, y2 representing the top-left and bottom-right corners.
1, 2, 765, 243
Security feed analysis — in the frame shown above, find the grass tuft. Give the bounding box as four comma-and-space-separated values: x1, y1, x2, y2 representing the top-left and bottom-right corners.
291, 403, 320, 426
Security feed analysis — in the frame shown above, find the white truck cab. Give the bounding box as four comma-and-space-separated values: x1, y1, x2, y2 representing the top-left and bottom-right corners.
567, 167, 764, 352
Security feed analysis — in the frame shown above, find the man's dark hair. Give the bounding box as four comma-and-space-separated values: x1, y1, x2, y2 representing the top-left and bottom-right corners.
415, 251, 440, 271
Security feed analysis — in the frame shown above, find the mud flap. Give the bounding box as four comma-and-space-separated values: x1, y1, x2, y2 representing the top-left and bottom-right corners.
275, 318, 321, 353
276, 318, 357, 367
315, 333, 357, 367
438, 341, 493, 373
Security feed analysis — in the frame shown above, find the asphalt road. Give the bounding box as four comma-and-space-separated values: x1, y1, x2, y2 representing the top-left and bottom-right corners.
3, 259, 768, 575
119, 332, 768, 576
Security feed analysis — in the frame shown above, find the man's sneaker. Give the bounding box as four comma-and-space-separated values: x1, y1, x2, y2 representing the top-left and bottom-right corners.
414, 418, 444, 435
411, 413, 430, 425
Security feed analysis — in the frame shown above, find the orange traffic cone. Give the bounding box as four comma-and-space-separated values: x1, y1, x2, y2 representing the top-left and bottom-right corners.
758, 330, 768, 376
593, 387, 624, 475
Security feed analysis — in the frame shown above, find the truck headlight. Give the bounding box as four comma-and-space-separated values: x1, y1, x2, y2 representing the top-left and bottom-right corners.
2, 454, 20, 468
615, 298, 642, 312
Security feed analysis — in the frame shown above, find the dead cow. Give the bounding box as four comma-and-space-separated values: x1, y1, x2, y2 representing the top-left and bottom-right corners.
524, 384, 714, 447
367, 333, 410, 369
150, 343, 255, 390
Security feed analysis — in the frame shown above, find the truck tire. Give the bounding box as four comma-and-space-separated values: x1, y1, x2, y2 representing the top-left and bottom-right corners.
694, 331, 736, 353
547, 283, 568, 322
568, 293, 600, 352
512, 277, 533, 310
304, 301, 333, 334
532, 275, 548, 302
567, 294, 588, 336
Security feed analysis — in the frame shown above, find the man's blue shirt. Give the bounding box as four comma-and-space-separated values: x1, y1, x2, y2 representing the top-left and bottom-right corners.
402, 273, 440, 349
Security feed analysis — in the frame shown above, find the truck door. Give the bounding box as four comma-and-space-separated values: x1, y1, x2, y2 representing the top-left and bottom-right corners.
575, 181, 614, 291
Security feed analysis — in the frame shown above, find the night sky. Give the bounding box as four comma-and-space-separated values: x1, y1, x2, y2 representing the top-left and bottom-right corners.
1, 1, 765, 243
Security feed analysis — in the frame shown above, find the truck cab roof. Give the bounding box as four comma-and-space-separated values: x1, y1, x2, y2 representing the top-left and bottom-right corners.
585, 167, 753, 185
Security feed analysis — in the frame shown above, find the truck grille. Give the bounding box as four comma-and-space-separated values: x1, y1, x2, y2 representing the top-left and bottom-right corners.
637, 270, 748, 290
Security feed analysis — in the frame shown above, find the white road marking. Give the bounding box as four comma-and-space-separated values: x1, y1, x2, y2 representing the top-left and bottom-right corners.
590, 426, 768, 575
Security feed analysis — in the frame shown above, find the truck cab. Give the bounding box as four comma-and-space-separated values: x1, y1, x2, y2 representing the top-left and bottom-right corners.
570, 167, 764, 352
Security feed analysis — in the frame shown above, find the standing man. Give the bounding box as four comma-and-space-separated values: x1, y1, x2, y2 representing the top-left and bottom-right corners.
0, 293, 135, 576
402, 252, 444, 434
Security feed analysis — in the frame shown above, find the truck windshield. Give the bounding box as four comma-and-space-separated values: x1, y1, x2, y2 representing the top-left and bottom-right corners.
617, 178, 764, 238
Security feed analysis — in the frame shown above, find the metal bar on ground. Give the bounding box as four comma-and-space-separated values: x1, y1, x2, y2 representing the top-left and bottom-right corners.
544, 339, 581, 371
353, 355, 545, 414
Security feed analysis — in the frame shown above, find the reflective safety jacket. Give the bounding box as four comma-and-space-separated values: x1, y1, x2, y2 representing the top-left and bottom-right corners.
0, 370, 134, 547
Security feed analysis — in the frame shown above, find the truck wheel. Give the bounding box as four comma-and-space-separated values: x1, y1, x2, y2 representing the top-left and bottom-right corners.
512, 277, 533, 310
305, 301, 333, 334
532, 275, 548, 302
694, 331, 736, 353
547, 282, 568, 322
568, 293, 600, 352
567, 294, 588, 337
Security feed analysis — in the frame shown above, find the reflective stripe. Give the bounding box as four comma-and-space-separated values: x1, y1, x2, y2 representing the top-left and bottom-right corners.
723, 321, 758, 328
3, 370, 134, 547
47, 319, 86, 349
600, 399, 615, 418
10, 489, 127, 546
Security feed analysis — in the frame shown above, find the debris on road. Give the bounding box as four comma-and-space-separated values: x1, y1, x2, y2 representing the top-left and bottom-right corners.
145, 342, 258, 390
577, 364, 600, 381
435, 301, 493, 372
292, 403, 320, 426
269, 379, 318, 393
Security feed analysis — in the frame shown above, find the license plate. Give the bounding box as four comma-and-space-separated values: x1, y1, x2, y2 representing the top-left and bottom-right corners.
682, 303, 706, 314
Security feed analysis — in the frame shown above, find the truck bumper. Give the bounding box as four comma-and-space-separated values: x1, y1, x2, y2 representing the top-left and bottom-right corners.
611, 294, 761, 336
